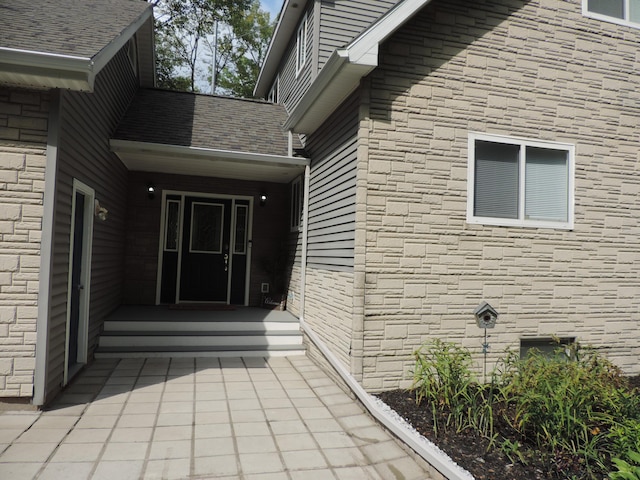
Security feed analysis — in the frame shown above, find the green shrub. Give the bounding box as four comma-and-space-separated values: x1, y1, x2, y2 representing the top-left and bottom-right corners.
409, 339, 640, 478
610, 451, 640, 480
411, 339, 492, 436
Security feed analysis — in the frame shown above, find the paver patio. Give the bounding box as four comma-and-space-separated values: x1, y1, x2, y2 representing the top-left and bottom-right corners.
0, 356, 434, 479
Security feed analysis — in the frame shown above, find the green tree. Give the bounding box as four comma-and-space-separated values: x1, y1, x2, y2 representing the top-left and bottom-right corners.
152, 0, 251, 92
152, 0, 273, 97
213, 1, 273, 97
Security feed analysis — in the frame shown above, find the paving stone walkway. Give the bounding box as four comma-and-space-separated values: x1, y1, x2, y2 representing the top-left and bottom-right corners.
0, 356, 433, 479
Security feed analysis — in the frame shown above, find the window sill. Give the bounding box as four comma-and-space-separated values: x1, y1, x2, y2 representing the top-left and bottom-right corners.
467, 216, 574, 230
583, 11, 640, 30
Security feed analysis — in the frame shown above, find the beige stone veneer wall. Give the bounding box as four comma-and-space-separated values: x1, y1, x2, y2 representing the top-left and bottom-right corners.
360, 0, 640, 390
0, 88, 49, 397
303, 268, 355, 370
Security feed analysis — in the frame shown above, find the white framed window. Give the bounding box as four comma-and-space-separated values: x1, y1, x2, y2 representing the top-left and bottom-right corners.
467, 133, 574, 230
268, 76, 279, 103
583, 0, 640, 28
295, 14, 308, 76
290, 176, 303, 231
127, 36, 139, 76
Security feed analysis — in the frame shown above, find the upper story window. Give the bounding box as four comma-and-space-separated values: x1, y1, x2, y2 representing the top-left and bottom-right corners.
268, 76, 279, 103
467, 133, 574, 230
584, 0, 640, 27
295, 14, 308, 76
127, 36, 138, 77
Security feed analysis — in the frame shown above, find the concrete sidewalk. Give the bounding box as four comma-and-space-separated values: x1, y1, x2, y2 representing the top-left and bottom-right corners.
0, 356, 435, 479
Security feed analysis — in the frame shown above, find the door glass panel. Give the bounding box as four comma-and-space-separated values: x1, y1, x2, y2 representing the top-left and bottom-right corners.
190, 203, 223, 253
165, 200, 180, 251
234, 205, 248, 254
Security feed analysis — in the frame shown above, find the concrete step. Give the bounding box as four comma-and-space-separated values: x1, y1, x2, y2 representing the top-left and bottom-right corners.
94, 345, 306, 359
95, 306, 305, 358
102, 320, 298, 333
98, 331, 303, 348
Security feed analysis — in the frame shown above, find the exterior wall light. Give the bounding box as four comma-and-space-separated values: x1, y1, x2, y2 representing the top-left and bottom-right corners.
94, 199, 108, 221
259, 193, 267, 206
147, 183, 156, 200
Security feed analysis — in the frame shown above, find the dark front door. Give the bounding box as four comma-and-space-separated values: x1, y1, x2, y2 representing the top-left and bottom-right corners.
179, 197, 232, 302
68, 191, 85, 371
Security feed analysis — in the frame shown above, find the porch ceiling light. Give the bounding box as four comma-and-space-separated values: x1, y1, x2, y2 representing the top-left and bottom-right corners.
259, 193, 267, 206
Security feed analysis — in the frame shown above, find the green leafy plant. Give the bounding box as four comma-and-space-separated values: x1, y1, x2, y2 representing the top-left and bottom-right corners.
500, 438, 527, 465
610, 451, 640, 480
408, 338, 640, 478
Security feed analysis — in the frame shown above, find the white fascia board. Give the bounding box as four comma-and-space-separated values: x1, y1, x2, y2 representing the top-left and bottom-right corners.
91, 7, 153, 78
109, 139, 310, 168
254, 0, 307, 97
283, 50, 376, 133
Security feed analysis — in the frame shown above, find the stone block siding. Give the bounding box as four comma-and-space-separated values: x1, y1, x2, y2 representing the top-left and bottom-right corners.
360, 0, 640, 390
0, 88, 49, 397
285, 263, 302, 316
303, 267, 354, 370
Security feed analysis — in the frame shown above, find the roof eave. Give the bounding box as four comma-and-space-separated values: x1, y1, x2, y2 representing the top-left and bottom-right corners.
91, 6, 153, 81
283, 49, 377, 134
283, 0, 435, 135
0, 48, 94, 91
110, 139, 310, 183
254, 0, 306, 97
0, 4, 153, 92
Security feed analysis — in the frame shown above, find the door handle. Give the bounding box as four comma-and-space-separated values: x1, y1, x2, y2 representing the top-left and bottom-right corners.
75, 284, 84, 292
224, 254, 229, 272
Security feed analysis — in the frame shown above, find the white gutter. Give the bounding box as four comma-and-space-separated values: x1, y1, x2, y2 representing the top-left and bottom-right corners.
0, 48, 92, 71
109, 139, 310, 168
34, 91, 61, 406
0, 6, 152, 92
283, 49, 376, 133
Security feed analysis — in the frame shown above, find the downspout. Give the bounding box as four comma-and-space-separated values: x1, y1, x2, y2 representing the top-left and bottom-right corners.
34, 90, 60, 406
299, 163, 310, 323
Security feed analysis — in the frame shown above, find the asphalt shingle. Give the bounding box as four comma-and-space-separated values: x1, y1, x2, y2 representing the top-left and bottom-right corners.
0, 0, 151, 58
114, 88, 303, 157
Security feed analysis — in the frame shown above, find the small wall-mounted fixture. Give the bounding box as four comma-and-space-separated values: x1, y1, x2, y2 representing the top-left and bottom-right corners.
94, 199, 108, 221
259, 193, 267, 207
474, 302, 498, 329
147, 183, 156, 200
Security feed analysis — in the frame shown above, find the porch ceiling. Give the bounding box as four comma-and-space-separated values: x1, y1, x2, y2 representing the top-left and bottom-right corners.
110, 139, 309, 183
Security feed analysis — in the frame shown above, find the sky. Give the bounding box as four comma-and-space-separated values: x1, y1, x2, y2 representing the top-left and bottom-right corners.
261, 0, 283, 20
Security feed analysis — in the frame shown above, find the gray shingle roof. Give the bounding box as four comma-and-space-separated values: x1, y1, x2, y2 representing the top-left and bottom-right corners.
0, 0, 151, 58
114, 89, 304, 157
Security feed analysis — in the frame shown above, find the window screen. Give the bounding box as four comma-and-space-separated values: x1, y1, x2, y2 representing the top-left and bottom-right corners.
474, 141, 520, 219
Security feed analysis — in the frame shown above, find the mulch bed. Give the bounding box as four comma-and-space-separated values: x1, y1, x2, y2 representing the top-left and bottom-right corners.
377, 375, 640, 480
